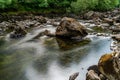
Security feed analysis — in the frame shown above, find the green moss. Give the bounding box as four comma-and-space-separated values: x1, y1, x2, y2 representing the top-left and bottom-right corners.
92, 26, 108, 33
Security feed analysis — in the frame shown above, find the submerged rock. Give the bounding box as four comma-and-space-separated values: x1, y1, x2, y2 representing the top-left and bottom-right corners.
98, 52, 120, 80
55, 17, 88, 39
32, 30, 55, 39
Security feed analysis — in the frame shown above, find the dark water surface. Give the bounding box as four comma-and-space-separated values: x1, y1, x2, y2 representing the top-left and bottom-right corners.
0, 26, 112, 80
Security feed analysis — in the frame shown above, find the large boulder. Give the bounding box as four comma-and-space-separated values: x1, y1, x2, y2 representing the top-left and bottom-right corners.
55, 17, 88, 39
98, 52, 120, 80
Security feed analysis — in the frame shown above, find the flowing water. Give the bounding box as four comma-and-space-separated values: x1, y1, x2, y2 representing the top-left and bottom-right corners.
0, 24, 112, 80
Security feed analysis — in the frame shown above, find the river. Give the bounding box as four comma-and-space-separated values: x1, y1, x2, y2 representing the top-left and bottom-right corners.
0, 24, 112, 80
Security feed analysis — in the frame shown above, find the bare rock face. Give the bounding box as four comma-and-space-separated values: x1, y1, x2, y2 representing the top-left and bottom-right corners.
55, 17, 88, 39
98, 52, 120, 80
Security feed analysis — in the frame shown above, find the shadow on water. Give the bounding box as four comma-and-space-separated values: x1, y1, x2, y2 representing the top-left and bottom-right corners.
56, 37, 91, 51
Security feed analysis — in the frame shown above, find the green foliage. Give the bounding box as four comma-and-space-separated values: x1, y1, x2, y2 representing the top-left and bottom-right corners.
0, 0, 12, 8
0, 0, 119, 13
118, 0, 120, 7
0, 0, 76, 13
71, 0, 119, 13
96, 0, 119, 11
71, 0, 98, 13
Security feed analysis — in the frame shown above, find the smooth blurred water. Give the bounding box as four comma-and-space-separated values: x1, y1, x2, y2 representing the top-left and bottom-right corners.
0, 26, 112, 80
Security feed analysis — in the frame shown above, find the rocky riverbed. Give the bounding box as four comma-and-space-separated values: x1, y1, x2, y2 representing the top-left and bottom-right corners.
0, 9, 120, 80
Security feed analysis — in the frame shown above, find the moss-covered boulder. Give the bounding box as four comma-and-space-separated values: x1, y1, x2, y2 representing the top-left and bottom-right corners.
98, 52, 120, 80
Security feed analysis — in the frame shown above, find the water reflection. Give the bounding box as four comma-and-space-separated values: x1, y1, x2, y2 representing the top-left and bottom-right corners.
56, 37, 90, 50
0, 36, 111, 80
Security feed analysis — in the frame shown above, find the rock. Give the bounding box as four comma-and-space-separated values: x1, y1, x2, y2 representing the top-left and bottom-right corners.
103, 18, 113, 25
112, 34, 120, 41
86, 65, 107, 80
55, 17, 88, 39
34, 16, 47, 23
32, 30, 55, 39
84, 11, 103, 20
84, 11, 94, 19
110, 41, 118, 51
110, 28, 120, 34
44, 30, 55, 37
69, 72, 79, 80
99, 74, 107, 80
86, 70, 101, 80
113, 15, 120, 23
96, 33, 105, 36
98, 52, 120, 80
10, 27, 27, 39
32, 31, 46, 39
87, 65, 100, 75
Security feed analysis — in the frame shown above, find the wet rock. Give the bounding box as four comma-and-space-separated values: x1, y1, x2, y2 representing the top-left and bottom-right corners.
86, 70, 101, 80
103, 18, 113, 25
97, 33, 105, 36
110, 28, 120, 34
84, 11, 103, 20
44, 30, 55, 37
69, 72, 79, 80
84, 11, 94, 19
56, 17, 88, 39
86, 65, 107, 80
47, 19, 59, 27
113, 15, 120, 23
98, 52, 120, 80
87, 65, 100, 75
0, 21, 11, 32
113, 22, 120, 26
110, 41, 118, 51
10, 27, 27, 39
32, 30, 55, 39
100, 23, 110, 27
112, 34, 120, 41
34, 16, 47, 23
93, 18, 102, 25
99, 74, 107, 80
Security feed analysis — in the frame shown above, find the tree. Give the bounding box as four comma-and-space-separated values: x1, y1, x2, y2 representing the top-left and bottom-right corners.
0, 0, 12, 8
96, 0, 119, 11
